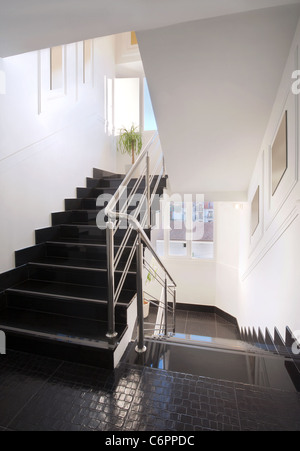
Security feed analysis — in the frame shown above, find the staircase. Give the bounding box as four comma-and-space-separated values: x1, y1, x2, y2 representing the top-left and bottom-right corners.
0, 168, 166, 369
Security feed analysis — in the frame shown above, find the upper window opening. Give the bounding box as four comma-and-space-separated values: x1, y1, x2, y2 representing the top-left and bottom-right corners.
144, 78, 157, 131
50, 46, 63, 91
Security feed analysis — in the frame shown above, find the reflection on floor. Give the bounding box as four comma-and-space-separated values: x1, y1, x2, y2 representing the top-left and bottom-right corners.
129, 308, 300, 392
0, 309, 300, 431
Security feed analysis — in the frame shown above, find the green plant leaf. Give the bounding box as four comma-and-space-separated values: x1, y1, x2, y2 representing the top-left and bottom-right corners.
117, 124, 143, 157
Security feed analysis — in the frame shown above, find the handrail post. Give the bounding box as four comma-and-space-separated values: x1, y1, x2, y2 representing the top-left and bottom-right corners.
164, 276, 168, 337
106, 220, 118, 339
173, 288, 177, 335
135, 233, 147, 353
146, 152, 151, 229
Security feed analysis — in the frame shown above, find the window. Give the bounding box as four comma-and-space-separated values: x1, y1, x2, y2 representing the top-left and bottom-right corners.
251, 187, 260, 237
50, 46, 63, 91
83, 40, 92, 84
154, 200, 214, 260
114, 78, 140, 132
169, 202, 188, 256
144, 78, 157, 131
192, 202, 214, 259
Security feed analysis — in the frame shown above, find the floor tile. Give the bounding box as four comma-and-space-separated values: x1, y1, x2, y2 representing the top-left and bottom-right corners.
0, 351, 62, 428
9, 362, 142, 431
235, 384, 300, 431
2, 311, 300, 431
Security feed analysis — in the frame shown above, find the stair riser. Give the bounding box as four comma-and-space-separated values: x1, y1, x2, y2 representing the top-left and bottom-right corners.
93, 169, 123, 179
65, 198, 148, 212
87, 177, 125, 188
16, 242, 137, 270
28, 266, 137, 290
5, 331, 115, 368
0, 265, 29, 293
47, 242, 135, 262
52, 208, 145, 226
0, 293, 6, 310
15, 244, 46, 267
94, 176, 160, 189
6, 292, 128, 324
77, 187, 147, 199
35, 225, 142, 245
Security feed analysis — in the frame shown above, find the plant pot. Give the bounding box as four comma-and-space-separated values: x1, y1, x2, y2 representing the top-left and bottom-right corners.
143, 300, 150, 319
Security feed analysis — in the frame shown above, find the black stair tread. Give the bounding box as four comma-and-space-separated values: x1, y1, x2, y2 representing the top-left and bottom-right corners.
36, 255, 137, 272
49, 237, 107, 245
47, 237, 139, 246
29, 257, 107, 270
28, 258, 137, 274
0, 307, 126, 348
7, 280, 135, 304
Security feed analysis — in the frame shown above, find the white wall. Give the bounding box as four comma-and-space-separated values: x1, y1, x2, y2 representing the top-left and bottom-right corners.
163, 258, 216, 306
0, 36, 117, 272
215, 18, 300, 337
215, 203, 242, 319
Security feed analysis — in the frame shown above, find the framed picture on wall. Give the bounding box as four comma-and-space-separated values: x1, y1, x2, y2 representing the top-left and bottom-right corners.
272, 111, 288, 196
251, 186, 260, 237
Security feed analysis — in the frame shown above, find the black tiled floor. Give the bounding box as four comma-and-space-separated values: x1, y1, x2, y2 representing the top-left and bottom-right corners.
1, 310, 300, 431
0, 349, 299, 431
144, 307, 240, 341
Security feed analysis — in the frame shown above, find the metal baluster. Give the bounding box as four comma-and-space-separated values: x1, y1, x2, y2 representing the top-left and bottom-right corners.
135, 233, 147, 353
164, 276, 168, 337
173, 288, 177, 335
106, 220, 118, 338
146, 152, 151, 229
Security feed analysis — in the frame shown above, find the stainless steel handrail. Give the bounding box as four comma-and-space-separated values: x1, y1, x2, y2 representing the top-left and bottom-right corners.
105, 132, 159, 220
104, 132, 177, 352
117, 212, 176, 287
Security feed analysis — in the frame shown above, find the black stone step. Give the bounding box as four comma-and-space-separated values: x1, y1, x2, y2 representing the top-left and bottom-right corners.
76, 186, 148, 199
0, 307, 127, 368
6, 280, 135, 305
76, 177, 166, 200
5, 283, 130, 324
91, 175, 160, 189
26, 262, 136, 290
52, 207, 144, 226
93, 168, 124, 180
16, 242, 137, 269
35, 225, 143, 245
87, 176, 126, 188
65, 198, 138, 211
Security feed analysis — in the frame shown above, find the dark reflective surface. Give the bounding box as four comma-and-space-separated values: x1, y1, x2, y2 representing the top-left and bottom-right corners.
126, 340, 300, 392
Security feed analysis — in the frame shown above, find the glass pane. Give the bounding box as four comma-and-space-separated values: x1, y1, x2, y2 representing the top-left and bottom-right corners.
114, 78, 140, 131
272, 111, 288, 196
192, 202, 214, 259
169, 202, 187, 256
144, 78, 157, 131
50, 46, 63, 91
251, 187, 260, 236
83, 40, 92, 84
192, 242, 214, 259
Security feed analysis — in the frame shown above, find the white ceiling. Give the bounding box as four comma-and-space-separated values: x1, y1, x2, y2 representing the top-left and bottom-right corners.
137, 4, 300, 199
1, 0, 300, 57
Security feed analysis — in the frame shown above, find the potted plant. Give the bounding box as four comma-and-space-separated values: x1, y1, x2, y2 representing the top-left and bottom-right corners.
117, 124, 143, 165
